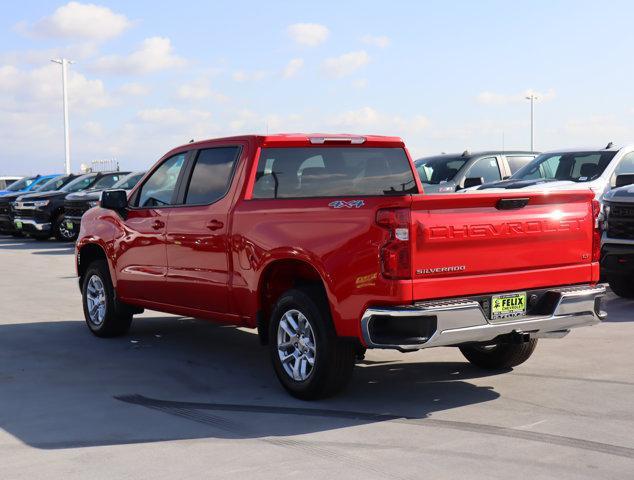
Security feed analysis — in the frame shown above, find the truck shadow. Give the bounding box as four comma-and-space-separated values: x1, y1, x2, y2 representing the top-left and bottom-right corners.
602, 293, 634, 322
0, 316, 501, 450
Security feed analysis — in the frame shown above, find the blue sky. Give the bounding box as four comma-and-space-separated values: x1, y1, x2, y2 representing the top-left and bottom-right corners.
2, 1, 634, 173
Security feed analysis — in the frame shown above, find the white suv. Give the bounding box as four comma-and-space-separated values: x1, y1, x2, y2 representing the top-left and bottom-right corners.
468, 143, 634, 200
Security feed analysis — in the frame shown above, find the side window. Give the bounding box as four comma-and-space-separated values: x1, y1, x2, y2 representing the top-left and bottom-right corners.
91, 173, 125, 190
137, 153, 186, 207
466, 157, 501, 183
184, 147, 239, 205
571, 154, 601, 180
615, 152, 634, 176
506, 156, 536, 174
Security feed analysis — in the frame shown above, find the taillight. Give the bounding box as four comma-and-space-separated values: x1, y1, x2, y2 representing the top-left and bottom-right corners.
376, 208, 411, 279
592, 199, 601, 262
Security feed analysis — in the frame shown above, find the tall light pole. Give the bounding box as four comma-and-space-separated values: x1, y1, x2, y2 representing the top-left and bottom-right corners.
51, 58, 74, 174
525, 94, 538, 153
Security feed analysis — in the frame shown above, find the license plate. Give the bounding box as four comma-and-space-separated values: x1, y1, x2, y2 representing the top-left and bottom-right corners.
66, 221, 74, 230
15, 220, 22, 229
491, 292, 527, 320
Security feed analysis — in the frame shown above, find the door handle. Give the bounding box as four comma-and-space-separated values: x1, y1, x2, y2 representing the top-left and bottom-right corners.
151, 220, 165, 230
206, 219, 224, 231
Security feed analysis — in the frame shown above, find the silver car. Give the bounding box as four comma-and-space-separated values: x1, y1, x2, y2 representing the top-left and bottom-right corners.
467, 143, 634, 200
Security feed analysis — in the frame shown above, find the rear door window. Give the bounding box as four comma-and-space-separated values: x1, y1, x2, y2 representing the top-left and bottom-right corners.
465, 157, 501, 183
184, 147, 239, 205
252, 147, 417, 198
505, 155, 536, 174
614, 152, 634, 176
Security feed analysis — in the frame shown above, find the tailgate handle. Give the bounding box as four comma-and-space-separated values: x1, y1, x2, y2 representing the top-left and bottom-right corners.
496, 198, 530, 210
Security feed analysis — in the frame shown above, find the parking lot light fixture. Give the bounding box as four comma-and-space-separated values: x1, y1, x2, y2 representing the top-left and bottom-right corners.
51, 58, 74, 175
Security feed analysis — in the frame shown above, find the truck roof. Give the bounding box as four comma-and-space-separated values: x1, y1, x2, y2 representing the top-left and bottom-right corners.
175, 133, 405, 152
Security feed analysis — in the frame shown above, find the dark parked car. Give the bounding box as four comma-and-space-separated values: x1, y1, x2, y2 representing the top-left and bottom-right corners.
13, 171, 129, 241
601, 174, 634, 298
64, 171, 145, 236
0, 174, 60, 197
0, 174, 79, 235
414, 151, 538, 193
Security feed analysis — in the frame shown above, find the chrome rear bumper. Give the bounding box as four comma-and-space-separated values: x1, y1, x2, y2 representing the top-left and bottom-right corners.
361, 285, 606, 351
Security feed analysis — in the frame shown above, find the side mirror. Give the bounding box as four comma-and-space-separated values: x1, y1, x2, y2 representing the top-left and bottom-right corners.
615, 174, 634, 188
463, 177, 484, 189
101, 189, 128, 210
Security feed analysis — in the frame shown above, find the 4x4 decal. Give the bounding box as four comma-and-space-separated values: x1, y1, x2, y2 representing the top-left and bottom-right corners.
328, 200, 365, 209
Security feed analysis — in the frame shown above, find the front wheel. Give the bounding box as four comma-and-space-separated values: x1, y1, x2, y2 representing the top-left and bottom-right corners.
459, 339, 538, 369
82, 259, 133, 337
608, 276, 634, 299
54, 214, 77, 242
269, 288, 356, 400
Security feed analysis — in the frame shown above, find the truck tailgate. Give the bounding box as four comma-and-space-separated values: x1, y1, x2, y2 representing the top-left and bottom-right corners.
410, 190, 598, 300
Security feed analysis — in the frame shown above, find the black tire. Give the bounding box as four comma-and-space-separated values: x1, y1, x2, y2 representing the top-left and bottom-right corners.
459, 339, 538, 369
54, 214, 77, 242
608, 276, 634, 299
268, 287, 356, 400
82, 259, 133, 337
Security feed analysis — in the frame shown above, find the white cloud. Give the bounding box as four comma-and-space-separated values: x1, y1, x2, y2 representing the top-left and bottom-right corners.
477, 88, 556, 105
361, 34, 390, 48
93, 37, 186, 74
232, 70, 268, 82
21, 1, 131, 41
329, 106, 429, 135
0, 63, 111, 111
563, 115, 629, 138
0, 43, 98, 65
232, 71, 247, 82
136, 108, 212, 125
282, 58, 304, 78
287, 23, 329, 46
176, 78, 227, 102
81, 120, 104, 136
352, 78, 368, 89
322, 50, 370, 78
119, 82, 149, 96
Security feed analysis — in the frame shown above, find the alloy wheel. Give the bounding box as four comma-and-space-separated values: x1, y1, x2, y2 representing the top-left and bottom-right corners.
276, 309, 317, 381
86, 274, 107, 326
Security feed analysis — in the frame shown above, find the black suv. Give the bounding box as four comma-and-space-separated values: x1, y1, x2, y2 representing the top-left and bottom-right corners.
414, 150, 538, 193
64, 171, 145, 235
0, 174, 78, 235
601, 175, 634, 298
13, 171, 129, 241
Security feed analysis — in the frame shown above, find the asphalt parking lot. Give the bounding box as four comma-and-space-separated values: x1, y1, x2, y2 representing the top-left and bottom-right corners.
1, 234, 633, 479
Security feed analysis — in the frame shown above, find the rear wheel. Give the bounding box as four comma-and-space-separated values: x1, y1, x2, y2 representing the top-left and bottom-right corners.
54, 214, 77, 242
269, 288, 356, 400
608, 276, 634, 299
82, 259, 133, 337
459, 339, 538, 369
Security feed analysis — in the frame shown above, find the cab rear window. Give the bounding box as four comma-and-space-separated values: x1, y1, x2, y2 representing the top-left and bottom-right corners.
252, 147, 417, 198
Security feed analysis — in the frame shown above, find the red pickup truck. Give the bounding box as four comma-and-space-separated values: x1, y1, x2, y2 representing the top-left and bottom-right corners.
76, 134, 606, 399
